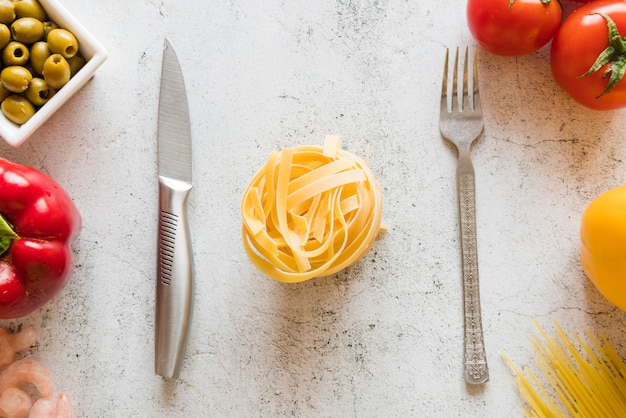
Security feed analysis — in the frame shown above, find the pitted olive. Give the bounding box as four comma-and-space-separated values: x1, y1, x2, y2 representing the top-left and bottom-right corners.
13, 0, 46, 21
0, 83, 10, 102
11, 17, 44, 44
2, 41, 29, 66
0, 23, 10, 50
1, 94, 35, 124
25, 77, 53, 105
0, 0, 14, 25
1, 65, 32, 92
42, 53, 69, 89
42, 21, 58, 39
29, 40, 49, 74
46, 28, 78, 59
67, 54, 85, 77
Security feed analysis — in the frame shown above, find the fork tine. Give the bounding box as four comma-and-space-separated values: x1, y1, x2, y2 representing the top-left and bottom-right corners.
462, 46, 470, 112
472, 48, 481, 113
452, 47, 459, 112
441, 48, 449, 113
442, 47, 481, 114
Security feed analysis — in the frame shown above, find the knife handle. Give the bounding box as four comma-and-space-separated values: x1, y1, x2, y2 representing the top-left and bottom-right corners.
155, 176, 194, 379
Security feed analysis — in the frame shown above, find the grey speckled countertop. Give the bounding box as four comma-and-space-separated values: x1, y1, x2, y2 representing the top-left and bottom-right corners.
1, 0, 626, 416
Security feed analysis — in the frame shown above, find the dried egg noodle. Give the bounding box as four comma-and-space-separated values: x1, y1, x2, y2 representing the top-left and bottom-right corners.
504, 320, 626, 417
241, 135, 383, 283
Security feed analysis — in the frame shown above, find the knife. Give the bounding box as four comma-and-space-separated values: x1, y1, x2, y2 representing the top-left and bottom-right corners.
155, 38, 194, 379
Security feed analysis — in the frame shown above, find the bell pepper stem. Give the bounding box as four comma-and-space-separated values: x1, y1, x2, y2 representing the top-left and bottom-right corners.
0, 213, 18, 257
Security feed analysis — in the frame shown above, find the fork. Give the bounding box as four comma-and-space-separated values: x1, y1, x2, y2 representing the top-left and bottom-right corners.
439, 47, 489, 385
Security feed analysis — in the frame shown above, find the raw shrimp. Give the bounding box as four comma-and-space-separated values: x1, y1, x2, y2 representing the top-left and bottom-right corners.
0, 327, 37, 368
0, 387, 32, 418
0, 359, 54, 399
28, 394, 71, 418
0, 326, 72, 418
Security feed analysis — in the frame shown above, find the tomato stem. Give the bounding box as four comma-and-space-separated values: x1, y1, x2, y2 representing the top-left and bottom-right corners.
509, 0, 552, 8
579, 13, 626, 98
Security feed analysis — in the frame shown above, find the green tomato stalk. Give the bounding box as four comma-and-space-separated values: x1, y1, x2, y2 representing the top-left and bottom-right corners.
580, 13, 626, 98
508, 0, 552, 7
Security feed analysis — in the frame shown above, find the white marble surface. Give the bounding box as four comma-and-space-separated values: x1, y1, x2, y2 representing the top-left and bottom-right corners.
1, 0, 626, 416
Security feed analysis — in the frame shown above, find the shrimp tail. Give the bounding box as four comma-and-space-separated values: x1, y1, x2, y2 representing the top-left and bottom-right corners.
0, 387, 33, 418
28, 393, 72, 418
0, 359, 54, 398
0, 326, 37, 369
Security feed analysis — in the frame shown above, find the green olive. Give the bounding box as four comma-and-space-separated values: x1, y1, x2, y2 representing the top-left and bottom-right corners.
42, 53, 69, 89
67, 54, 85, 77
0, 0, 15, 25
1, 95, 35, 125
2, 41, 29, 66
0, 83, 11, 102
0, 2, 85, 125
46, 28, 78, 59
13, 0, 46, 21
11, 17, 44, 44
25, 77, 53, 106
1, 65, 32, 92
29, 40, 49, 74
0, 23, 10, 50
42, 21, 57, 39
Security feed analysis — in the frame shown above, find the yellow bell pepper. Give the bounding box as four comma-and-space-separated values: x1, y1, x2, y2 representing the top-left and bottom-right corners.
580, 184, 626, 311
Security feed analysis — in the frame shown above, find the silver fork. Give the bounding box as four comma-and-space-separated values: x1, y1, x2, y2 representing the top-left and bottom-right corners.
439, 47, 489, 385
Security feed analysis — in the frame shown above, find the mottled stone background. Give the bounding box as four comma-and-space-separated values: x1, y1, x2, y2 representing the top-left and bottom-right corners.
1, 0, 625, 416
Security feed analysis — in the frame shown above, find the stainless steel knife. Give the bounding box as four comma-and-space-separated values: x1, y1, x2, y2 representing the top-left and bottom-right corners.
155, 38, 194, 379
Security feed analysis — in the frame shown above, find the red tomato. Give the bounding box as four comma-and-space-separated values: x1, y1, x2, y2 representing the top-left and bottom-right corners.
467, 0, 562, 56
551, 0, 626, 110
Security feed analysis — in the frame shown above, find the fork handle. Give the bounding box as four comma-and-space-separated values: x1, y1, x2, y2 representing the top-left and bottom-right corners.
456, 150, 489, 385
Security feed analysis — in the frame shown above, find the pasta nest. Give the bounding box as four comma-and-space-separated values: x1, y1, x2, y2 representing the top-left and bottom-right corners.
241, 135, 383, 283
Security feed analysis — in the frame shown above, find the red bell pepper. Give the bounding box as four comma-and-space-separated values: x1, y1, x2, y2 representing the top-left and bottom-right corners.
0, 158, 81, 319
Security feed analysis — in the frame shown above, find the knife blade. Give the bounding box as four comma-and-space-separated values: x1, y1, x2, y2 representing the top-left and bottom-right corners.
155, 38, 194, 379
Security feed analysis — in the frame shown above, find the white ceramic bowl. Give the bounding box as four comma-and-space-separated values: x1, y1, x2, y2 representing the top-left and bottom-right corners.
0, 0, 107, 147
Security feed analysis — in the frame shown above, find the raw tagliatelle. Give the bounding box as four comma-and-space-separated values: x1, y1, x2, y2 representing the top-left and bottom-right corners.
241, 135, 383, 283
